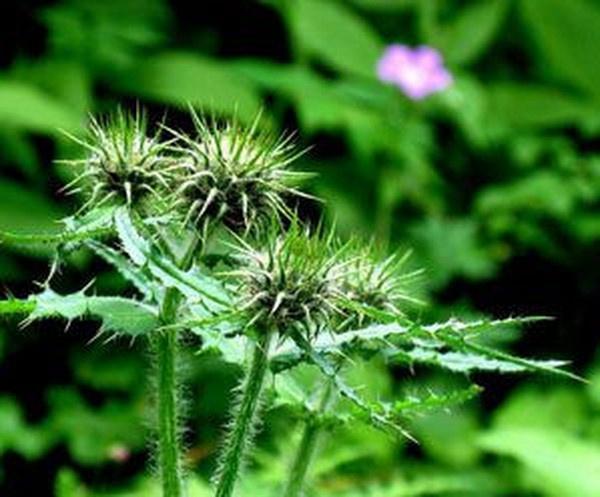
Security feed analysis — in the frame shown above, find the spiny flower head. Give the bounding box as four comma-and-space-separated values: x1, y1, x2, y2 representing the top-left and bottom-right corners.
338, 243, 423, 327
225, 223, 347, 334
170, 111, 313, 236
63, 109, 178, 213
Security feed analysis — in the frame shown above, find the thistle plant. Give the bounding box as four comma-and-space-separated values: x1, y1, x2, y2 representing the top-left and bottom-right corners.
0, 107, 581, 497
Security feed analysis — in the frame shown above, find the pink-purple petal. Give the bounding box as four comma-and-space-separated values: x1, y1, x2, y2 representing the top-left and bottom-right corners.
376, 44, 453, 100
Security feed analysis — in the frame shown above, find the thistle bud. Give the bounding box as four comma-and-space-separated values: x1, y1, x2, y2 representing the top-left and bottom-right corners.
171, 111, 313, 236
339, 244, 422, 327
63, 109, 178, 214
225, 223, 346, 334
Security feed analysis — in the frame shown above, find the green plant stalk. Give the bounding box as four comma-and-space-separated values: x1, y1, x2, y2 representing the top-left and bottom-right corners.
214, 329, 276, 497
155, 322, 184, 497
283, 380, 334, 497
155, 234, 201, 497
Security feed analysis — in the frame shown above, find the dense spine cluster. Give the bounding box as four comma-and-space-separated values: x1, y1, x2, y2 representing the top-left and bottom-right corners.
62, 110, 178, 213
169, 111, 312, 236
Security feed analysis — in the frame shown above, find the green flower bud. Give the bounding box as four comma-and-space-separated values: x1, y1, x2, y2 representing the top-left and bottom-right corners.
63, 109, 179, 215
170, 111, 313, 236
225, 222, 346, 334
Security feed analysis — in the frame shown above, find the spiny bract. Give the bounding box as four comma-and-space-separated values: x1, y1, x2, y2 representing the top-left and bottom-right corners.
225, 223, 347, 334
338, 244, 423, 327
170, 111, 312, 236
63, 110, 178, 213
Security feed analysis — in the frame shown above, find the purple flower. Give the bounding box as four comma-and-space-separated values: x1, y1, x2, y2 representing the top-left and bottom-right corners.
377, 44, 453, 100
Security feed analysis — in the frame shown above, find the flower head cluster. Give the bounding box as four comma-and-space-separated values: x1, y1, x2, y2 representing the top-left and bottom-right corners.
226, 223, 348, 334
377, 44, 452, 100
64, 110, 177, 213
171, 111, 312, 236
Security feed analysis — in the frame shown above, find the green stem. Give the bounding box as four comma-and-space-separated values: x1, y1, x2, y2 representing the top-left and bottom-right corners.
214, 329, 275, 497
283, 381, 334, 497
155, 324, 184, 497
155, 234, 201, 497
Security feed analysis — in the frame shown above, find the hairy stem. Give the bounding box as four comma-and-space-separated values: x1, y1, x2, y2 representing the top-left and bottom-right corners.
155, 234, 201, 497
283, 381, 334, 497
214, 329, 275, 497
155, 324, 184, 497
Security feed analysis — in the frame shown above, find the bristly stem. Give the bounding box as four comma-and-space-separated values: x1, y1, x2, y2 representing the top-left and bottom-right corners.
283, 380, 334, 497
214, 329, 276, 497
155, 234, 201, 497
155, 323, 184, 497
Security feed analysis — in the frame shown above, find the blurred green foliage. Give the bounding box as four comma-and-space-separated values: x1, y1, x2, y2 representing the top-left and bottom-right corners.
1, 0, 600, 495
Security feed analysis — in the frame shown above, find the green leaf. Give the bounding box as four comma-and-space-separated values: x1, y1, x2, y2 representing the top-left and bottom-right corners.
438, 0, 508, 65
194, 326, 247, 366
410, 218, 497, 289
492, 386, 586, 432
520, 0, 600, 101
289, 0, 383, 78
480, 428, 600, 497
393, 385, 482, 418
114, 207, 230, 308
487, 83, 598, 128
390, 347, 569, 375
437, 332, 582, 381
291, 331, 415, 441
0, 180, 65, 234
0, 287, 159, 336
0, 396, 51, 459
423, 315, 551, 336
12, 59, 91, 116
0, 213, 114, 251
0, 80, 81, 134
113, 52, 261, 120
87, 240, 157, 300
271, 316, 547, 373
476, 171, 576, 219
47, 387, 145, 465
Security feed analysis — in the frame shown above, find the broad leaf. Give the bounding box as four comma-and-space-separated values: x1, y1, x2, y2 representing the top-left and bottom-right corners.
520, 0, 600, 101
0, 80, 81, 134
438, 0, 508, 65
480, 428, 600, 497
487, 83, 598, 128
113, 52, 261, 120
289, 0, 383, 78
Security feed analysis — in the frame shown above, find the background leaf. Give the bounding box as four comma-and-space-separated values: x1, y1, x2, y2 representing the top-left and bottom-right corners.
289, 0, 383, 78
438, 0, 508, 65
113, 52, 261, 120
480, 428, 600, 497
0, 80, 81, 134
520, 0, 600, 100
